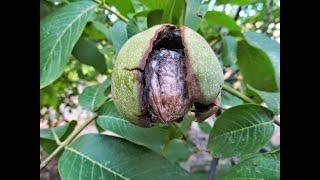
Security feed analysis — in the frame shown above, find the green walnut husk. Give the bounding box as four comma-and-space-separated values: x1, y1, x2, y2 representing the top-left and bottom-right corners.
111, 24, 223, 127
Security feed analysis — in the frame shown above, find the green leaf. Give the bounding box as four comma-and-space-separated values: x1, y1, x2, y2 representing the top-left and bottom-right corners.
105, 0, 135, 17
139, 0, 167, 9
179, 114, 194, 136
191, 172, 208, 180
133, 10, 150, 18
40, 1, 96, 88
83, 22, 106, 41
72, 37, 107, 74
224, 149, 280, 179
215, 159, 234, 179
127, 19, 141, 38
199, 20, 220, 41
95, 118, 105, 133
221, 90, 243, 107
184, 0, 204, 31
247, 85, 280, 114
110, 20, 128, 53
208, 104, 274, 158
161, 0, 185, 25
258, 92, 280, 114
96, 101, 183, 154
221, 36, 238, 66
147, 10, 164, 27
244, 84, 264, 104
135, 16, 148, 31
198, 122, 212, 134
40, 0, 52, 18
164, 139, 194, 163
92, 21, 111, 41
97, 100, 121, 116
99, 46, 116, 72
216, 0, 256, 6
245, 31, 280, 89
40, 0, 62, 19
140, 0, 185, 26
204, 11, 241, 32
40, 121, 77, 154
58, 134, 191, 179
78, 80, 111, 112
237, 31, 280, 92
40, 121, 77, 140
199, 3, 210, 15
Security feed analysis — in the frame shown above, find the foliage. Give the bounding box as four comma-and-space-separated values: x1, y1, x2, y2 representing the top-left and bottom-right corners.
40, 0, 280, 179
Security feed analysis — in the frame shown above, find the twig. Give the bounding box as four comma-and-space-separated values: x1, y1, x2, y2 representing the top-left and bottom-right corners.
211, 6, 242, 53
229, 69, 240, 79
225, 69, 240, 81
209, 39, 218, 47
40, 114, 98, 170
102, 3, 129, 23
93, 0, 128, 22
40, 142, 65, 170
233, 6, 242, 21
261, 0, 274, 33
222, 84, 255, 103
208, 158, 219, 180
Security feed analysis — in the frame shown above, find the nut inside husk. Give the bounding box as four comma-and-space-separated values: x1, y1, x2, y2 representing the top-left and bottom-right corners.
143, 26, 189, 124
127, 25, 220, 126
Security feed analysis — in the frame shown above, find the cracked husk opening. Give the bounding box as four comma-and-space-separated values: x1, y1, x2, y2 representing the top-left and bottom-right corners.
136, 25, 218, 127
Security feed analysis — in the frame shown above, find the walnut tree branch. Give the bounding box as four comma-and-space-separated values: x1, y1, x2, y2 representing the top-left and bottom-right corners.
40, 114, 98, 170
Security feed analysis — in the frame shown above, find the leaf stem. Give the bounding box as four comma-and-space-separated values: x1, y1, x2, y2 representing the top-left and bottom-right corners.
222, 84, 280, 126
222, 84, 255, 103
209, 39, 218, 47
40, 141, 65, 170
40, 114, 98, 170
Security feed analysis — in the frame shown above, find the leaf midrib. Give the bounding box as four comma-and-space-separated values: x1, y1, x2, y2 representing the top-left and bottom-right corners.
65, 146, 129, 180
42, 3, 96, 79
212, 121, 273, 139
91, 85, 103, 111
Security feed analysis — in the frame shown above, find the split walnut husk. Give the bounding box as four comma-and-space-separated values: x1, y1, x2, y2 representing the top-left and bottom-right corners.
111, 24, 223, 127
